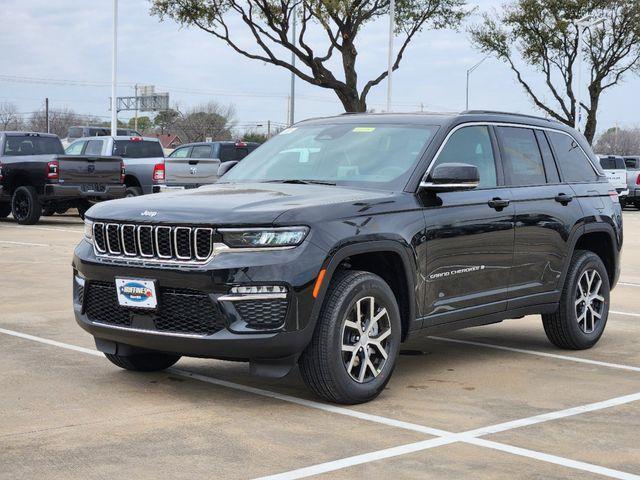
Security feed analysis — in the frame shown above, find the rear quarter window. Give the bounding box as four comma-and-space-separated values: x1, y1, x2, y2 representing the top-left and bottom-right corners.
547, 132, 599, 183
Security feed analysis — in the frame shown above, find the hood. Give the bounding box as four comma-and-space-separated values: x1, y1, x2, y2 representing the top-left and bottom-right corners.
86, 182, 396, 225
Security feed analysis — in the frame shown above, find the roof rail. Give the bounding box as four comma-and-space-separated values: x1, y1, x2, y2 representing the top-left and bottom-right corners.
460, 110, 559, 123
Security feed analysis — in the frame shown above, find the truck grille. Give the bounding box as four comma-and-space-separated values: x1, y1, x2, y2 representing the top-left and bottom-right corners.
93, 222, 214, 263
84, 281, 226, 336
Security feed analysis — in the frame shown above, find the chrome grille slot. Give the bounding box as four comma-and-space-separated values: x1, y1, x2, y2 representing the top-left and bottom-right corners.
93, 223, 107, 253
106, 224, 122, 254
91, 223, 216, 264
121, 225, 137, 256
194, 228, 213, 260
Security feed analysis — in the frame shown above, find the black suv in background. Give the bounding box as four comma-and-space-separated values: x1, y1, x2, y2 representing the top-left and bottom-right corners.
73, 112, 622, 404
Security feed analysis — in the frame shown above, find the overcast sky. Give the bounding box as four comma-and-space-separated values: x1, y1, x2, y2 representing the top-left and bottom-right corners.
1, 0, 639, 136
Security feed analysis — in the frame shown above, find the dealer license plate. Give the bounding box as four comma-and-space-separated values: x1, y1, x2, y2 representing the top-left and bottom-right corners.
115, 278, 157, 309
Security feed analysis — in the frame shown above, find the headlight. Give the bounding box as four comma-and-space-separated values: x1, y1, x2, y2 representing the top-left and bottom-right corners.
84, 219, 94, 244
219, 227, 309, 248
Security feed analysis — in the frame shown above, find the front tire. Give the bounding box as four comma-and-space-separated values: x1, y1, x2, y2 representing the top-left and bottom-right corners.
104, 352, 181, 372
11, 186, 42, 225
542, 250, 610, 350
299, 270, 401, 404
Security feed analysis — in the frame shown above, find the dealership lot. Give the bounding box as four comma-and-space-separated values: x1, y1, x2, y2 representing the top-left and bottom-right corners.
1, 212, 639, 480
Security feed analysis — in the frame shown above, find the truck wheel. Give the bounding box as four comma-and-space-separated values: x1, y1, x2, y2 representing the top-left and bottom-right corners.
104, 352, 181, 372
299, 270, 401, 404
126, 186, 143, 197
11, 186, 42, 225
0, 203, 11, 218
76, 201, 90, 220
542, 250, 610, 350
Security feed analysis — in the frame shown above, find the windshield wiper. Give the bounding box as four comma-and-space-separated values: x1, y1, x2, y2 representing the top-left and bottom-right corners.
263, 179, 336, 186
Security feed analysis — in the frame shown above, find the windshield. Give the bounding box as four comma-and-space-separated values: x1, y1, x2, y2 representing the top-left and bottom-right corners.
113, 140, 164, 158
3, 135, 64, 156
222, 123, 438, 190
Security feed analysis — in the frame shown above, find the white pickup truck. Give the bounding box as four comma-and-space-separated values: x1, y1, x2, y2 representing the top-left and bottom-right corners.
624, 156, 640, 209
598, 155, 628, 201
161, 141, 260, 191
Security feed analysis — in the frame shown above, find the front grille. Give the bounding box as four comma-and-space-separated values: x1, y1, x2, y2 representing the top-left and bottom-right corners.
234, 299, 289, 330
93, 222, 214, 263
84, 281, 225, 336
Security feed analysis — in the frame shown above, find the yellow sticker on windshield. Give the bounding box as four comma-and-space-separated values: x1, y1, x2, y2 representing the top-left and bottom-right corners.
352, 127, 375, 133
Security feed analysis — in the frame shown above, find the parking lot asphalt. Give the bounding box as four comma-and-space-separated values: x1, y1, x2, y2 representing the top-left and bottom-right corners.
1, 212, 639, 480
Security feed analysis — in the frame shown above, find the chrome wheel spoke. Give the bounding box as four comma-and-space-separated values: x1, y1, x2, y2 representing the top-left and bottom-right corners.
575, 269, 605, 334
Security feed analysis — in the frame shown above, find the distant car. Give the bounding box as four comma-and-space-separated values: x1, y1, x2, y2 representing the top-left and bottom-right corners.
624, 156, 640, 209
66, 126, 141, 143
66, 136, 165, 196
598, 155, 628, 204
0, 132, 125, 224
162, 141, 260, 191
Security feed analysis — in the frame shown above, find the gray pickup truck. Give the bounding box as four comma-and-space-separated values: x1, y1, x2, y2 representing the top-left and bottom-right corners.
161, 141, 259, 191
624, 156, 640, 209
66, 135, 165, 196
0, 132, 125, 224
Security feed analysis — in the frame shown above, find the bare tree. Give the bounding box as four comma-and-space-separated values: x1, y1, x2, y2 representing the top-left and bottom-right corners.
175, 102, 236, 142
29, 108, 101, 138
151, 0, 468, 112
0, 102, 22, 131
471, 0, 640, 144
594, 126, 640, 156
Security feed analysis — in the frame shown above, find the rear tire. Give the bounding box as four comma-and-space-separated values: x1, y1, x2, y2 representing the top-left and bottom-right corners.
104, 352, 181, 372
126, 186, 143, 197
11, 186, 42, 225
542, 250, 609, 350
299, 270, 401, 404
0, 203, 11, 218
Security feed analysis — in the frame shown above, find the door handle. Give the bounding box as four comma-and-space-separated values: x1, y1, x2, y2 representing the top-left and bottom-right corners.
488, 198, 510, 210
555, 193, 574, 204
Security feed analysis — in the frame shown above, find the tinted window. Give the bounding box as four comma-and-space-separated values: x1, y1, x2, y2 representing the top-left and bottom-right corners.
67, 127, 83, 140
223, 124, 438, 190
599, 157, 626, 170
191, 145, 212, 158
548, 132, 598, 182
497, 127, 546, 186
65, 140, 86, 155
169, 146, 191, 158
3, 135, 65, 156
85, 140, 103, 156
624, 157, 639, 169
433, 126, 497, 188
113, 140, 164, 158
219, 145, 235, 162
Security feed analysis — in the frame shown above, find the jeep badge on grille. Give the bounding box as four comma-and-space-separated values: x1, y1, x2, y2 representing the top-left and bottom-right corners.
141, 210, 157, 217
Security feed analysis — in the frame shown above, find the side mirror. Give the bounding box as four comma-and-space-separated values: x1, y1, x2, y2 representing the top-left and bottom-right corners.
217, 160, 239, 177
420, 163, 479, 192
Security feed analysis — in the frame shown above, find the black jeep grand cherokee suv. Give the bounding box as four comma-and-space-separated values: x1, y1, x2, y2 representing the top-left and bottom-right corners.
73, 111, 622, 404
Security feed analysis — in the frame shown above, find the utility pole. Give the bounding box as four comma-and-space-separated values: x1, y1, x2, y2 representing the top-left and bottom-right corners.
466, 56, 488, 110
288, 5, 297, 126
45, 97, 50, 133
386, 0, 395, 112
267, 120, 271, 138
134, 84, 138, 132
110, 0, 119, 136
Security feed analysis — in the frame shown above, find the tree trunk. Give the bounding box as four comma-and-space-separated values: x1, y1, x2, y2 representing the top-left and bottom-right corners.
583, 85, 601, 145
335, 87, 367, 112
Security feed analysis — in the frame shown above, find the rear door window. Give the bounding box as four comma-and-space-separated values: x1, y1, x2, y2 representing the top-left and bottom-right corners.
168, 146, 192, 158
191, 145, 212, 158
497, 127, 547, 186
65, 140, 86, 155
547, 132, 598, 182
85, 140, 103, 156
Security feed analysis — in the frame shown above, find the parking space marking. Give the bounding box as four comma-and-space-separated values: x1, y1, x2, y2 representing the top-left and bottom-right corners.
611, 310, 640, 318
0, 224, 83, 233
618, 282, 640, 288
429, 336, 640, 372
2, 326, 640, 480
0, 240, 49, 247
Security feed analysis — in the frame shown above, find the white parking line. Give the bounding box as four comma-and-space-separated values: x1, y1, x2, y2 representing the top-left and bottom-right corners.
1, 327, 639, 480
0, 224, 83, 233
618, 282, 640, 288
0, 240, 49, 247
429, 336, 640, 373
611, 310, 640, 318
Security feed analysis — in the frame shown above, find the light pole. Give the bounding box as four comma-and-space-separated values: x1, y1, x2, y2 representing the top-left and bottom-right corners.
288, 5, 297, 126
386, 0, 395, 112
568, 14, 604, 130
111, 0, 118, 136
465, 56, 488, 110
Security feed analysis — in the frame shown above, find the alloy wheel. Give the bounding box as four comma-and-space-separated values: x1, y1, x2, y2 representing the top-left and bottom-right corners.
341, 296, 392, 383
12, 191, 30, 221
575, 269, 605, 334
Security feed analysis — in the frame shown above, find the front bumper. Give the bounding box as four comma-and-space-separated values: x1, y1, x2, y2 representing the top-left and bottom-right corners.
45, 183, 127, 200
72, 238, 326, 361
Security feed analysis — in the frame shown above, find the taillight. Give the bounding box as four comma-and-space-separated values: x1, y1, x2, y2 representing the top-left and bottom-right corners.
609, 190, 619, 203
636, 173, 640, 186
152, 162, 165, 182
130, 136, 143, 142
47, 160, 59, 180
120, 161, 125, 183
